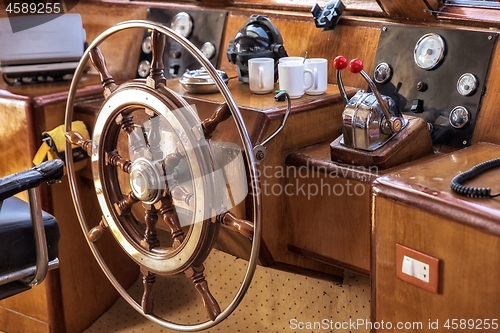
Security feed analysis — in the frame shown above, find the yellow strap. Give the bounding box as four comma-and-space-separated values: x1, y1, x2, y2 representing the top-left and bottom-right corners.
43, 120, 89, 153
33, 121, 90, 172
32, 141, 51, 166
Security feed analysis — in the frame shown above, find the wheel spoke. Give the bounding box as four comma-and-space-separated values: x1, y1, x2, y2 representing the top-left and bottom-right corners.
65, 130, 92, 156
170, 184, 194, 208
185, 265, 221, 321
147, 115, 163, 160
162, 145, 185, 175
119, 113, 148, 159
157, 196, 185, 248
113, 191, 140, 216
106, 150, 132, 173
141, 268, 156, 314
142, 204, 160, 250
140, 205, 160, 315
219, 211, 254, 239
88, 218, 108, 243
148, 30, 166, 87
89, 47, 117, 97
201, 104, 231, 139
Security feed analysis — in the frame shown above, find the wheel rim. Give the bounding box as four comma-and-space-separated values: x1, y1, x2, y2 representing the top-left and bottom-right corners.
64, 20, 261, 331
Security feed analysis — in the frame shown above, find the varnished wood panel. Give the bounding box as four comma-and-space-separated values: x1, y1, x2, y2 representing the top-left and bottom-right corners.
372, 198, 500, 332
375, 0, 437, 20
0, 306, 50, 333
254, 96, 347, 277
0, 286, 49, 328
472, 40, 500, 145
0, 98, 34, 179
285, 168, 372, 274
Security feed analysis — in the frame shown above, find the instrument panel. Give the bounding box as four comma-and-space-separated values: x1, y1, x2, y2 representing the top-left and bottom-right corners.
372, 25, 497, 147
137, 8, 227, 79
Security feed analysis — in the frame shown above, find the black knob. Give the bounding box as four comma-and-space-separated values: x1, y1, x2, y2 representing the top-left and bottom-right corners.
416, 81, 427, 92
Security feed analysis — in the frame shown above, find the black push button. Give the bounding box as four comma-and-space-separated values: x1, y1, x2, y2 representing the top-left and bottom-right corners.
410, 99, 424, 113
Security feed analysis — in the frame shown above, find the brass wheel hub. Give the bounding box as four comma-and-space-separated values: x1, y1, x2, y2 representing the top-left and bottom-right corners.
129, 158, 164, 204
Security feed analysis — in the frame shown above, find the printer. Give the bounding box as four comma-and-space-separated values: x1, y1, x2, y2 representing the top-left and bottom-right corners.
0, 14, 86, 82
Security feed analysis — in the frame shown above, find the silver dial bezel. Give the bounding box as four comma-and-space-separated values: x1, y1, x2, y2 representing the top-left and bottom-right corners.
171, 12, 193, 38
414, 33, 446, 70
137, 60, 150, 78
449, 106, 471, 129
141, 36, 152, 54
200, 42, 216, 60
456, 73, 478, 96
373, 62, 392, 84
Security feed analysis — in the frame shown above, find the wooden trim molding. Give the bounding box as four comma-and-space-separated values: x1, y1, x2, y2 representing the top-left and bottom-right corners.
376, 0, 438, 20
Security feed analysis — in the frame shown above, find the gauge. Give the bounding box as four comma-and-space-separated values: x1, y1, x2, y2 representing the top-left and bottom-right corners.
414, 33, 446, 70
449, 106, 471, 129
200, 42, 216, 60
141, 36, 152, 54
171, 12, 193, 38
373, 62, 392, 84
457, 73, 478, 96
137, 60, 150, 78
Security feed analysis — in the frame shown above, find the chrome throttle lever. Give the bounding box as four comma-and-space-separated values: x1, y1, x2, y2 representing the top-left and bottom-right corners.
333, 55, 406, 151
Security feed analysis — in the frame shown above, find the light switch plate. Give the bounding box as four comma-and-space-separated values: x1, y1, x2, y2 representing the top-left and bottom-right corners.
396, 244, 440, 294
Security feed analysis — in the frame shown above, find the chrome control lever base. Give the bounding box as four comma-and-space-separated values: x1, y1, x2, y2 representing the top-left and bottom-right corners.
333, 56, 406, 151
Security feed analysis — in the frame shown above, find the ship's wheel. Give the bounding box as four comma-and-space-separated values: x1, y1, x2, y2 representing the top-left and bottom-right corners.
64, 21, 260, 331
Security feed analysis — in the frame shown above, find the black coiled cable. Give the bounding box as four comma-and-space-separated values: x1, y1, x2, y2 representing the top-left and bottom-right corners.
450, 158, 500, 198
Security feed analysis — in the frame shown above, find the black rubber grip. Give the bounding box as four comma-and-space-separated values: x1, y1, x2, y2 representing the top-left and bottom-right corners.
0, 160, 64, 201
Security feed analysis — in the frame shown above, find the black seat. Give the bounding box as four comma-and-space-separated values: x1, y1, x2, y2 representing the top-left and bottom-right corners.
0, 159, 64, 299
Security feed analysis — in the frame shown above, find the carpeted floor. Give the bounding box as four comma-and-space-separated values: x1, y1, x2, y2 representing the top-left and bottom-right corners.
83, 249, 370, 333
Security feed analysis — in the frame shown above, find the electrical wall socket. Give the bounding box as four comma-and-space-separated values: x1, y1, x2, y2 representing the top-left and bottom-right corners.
402, 255, 430, 282
396, 244, 439, 294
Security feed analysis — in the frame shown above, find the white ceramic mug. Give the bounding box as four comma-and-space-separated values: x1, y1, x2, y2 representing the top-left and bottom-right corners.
279, 56, 304, 64
278, 62, 314, 99
248, 57, 275, 94
304, 58, 328, 95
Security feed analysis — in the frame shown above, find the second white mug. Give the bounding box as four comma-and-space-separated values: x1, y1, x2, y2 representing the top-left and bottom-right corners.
304, 58, 328, 95
248, 57, 275, 94
278, 62, 314, 99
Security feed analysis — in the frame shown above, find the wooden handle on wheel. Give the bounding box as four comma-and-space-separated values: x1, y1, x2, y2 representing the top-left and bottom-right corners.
89, 47, 117, 95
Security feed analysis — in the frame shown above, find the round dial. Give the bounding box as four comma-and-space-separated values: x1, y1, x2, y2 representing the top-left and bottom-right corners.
373, 62, 392, 84
414, 33, 446, 70
171, 12, 193, 38
200, 42, 216, 60
449, 106, 471, 129
137, 60, 150, 78
457, 73, 478, 96
141, 36, 151, 54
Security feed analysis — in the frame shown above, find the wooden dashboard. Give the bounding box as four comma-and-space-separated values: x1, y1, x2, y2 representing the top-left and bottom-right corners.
1, 1, 500, 332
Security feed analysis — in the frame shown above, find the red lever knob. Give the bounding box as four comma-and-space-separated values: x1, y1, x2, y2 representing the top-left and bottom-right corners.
333, 56, 348, 70
349, 59, 364, 73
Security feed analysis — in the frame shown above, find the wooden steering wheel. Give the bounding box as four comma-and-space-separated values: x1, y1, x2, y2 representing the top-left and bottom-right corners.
64, 20, 261, 331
